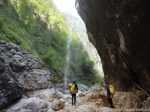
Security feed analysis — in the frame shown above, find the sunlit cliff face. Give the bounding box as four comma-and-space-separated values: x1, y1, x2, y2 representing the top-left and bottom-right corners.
76, 0, 150, 91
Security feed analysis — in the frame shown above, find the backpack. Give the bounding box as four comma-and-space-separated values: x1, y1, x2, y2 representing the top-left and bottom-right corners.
109, 85, 115, 98
69, 83, 76, 94
109, 85, 115, 95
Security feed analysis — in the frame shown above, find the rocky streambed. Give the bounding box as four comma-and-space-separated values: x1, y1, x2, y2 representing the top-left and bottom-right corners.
0, 40, 150, 112
2, 85, 150, 112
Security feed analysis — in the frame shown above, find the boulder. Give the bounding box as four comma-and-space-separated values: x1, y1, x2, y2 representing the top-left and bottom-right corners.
78, 84, 89, 92
17, 69, 51, 91
2, 97, 51, 112
51, 99, 65, 111
0, 40, 51, 108
114, 92, 141, 109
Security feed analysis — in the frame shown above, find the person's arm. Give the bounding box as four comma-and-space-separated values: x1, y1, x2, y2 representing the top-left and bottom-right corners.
76, 84, 78, 92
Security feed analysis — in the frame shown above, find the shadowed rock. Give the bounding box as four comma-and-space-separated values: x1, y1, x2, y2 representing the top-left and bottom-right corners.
75, 0, 150, 91
0, 46, 23, 109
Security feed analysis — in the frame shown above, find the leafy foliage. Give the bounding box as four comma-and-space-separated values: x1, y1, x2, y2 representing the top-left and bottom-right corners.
0, 0, 103, 87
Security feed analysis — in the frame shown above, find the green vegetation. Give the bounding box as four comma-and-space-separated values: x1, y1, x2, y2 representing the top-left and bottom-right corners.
0, 0, 103, 87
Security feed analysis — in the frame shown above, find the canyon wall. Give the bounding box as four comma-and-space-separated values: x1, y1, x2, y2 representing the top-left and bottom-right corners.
75, 0, 150, 91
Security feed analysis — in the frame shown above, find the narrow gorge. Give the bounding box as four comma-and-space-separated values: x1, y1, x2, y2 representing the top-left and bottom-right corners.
0, 0, 150, 112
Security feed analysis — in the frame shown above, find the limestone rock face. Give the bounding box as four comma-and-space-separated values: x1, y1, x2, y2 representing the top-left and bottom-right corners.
0, 41, 23, 109
0, 62, 23, 109
17, 69, 51, 91
0, 40, 51, 109
3, 97, 51, 112
75, 0, 150, 91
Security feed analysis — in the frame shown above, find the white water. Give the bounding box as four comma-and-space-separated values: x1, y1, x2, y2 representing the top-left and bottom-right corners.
64, 31, 72, 89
